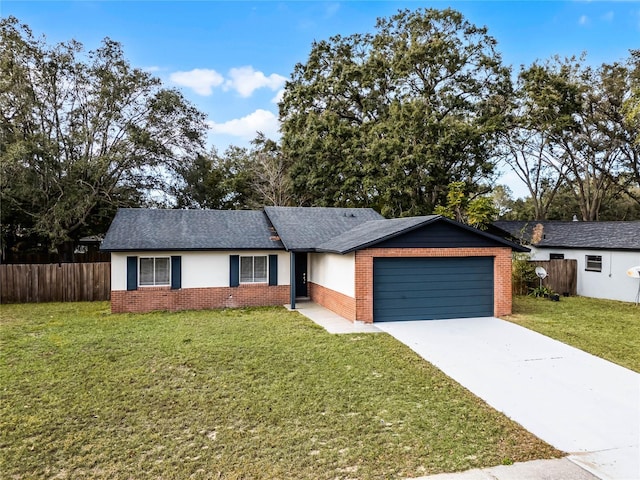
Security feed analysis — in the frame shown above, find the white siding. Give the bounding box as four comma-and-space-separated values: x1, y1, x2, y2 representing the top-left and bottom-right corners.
530, 248, 640, 303
110, 251, 290, 291
309, 252, 355, 297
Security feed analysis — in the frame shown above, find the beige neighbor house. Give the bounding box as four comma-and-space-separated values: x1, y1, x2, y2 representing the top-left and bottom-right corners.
101, 207, 527, 322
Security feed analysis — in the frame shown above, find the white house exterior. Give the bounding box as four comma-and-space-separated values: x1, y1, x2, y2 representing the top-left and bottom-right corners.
494, 221, 640, 304
529, 247, 640, 303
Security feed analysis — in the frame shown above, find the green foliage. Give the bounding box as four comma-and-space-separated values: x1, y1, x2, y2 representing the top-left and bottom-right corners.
511, 253, 537, 296
0, 303, 561, 478
0, 17, 207, 257
528, 285, 555, 298
280, 8, 511, 217
434, 182, 498, 229
174, 133, 295, 210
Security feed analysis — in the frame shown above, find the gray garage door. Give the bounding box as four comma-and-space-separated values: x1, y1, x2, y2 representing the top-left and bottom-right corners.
373, 257, 494, 321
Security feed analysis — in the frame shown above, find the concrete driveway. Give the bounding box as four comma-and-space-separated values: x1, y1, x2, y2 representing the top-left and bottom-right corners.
377, 318, 640, 480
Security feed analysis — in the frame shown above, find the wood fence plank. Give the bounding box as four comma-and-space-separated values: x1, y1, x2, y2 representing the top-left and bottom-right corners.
0, 263, 111, 304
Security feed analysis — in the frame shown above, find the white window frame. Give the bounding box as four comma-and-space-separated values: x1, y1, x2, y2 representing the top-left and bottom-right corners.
240, 255, 268, 283
139, 256, 171, 286
585, 255, 602, 272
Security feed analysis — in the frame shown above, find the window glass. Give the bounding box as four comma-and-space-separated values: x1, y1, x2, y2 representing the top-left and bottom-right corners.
139, 257, 155, 285
139, 257, 170, 286
240, 256, 268, 283
240, 256, 254, 283
254, 256, 268, 283
155, 258, 170, 284
550, 253, 564, 260
585, 255, 602, 272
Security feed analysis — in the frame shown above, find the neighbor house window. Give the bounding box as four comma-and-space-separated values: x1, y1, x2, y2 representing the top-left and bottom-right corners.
139, 257, 171, 286
240, 256, 268, 283
585, 255, 602, 272
550, 253, 564, 260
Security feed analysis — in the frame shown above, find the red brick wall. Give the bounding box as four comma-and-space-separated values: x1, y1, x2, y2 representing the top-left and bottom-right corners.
111, 284, 289, 314
308, 282, 357, 321
355, 247, 513, 323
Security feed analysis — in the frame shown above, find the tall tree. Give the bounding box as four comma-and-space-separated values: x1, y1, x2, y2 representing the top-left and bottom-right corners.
0, 17, 207, 258
497, 60, 580, 220
280, 8, 511, 217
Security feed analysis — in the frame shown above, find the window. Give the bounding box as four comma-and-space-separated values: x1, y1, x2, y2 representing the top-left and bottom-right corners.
139, 257, 171, 286
240, 256, 268, 283
550, 253, 564, 260
585, 255, 602, 272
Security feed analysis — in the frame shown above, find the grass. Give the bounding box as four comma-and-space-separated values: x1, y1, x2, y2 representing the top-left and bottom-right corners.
0, 302, 560, 479
507, 295, 640, 373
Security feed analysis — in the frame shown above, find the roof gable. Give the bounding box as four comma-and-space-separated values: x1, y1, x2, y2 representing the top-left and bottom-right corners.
101, 208, 283, 251
264, 206, 384, 251
318, 216, 528, 254
492, 221, 640, 251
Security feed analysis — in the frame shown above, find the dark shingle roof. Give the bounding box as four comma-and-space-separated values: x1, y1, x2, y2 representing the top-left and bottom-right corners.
492, 221, 640, 251
317, 216, 438, 253
101, 208, 284, 251
263, 206, 384, 250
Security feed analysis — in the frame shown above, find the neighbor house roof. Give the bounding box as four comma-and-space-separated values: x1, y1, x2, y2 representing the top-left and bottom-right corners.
263, 206, 384, 251
492, 221, 640, 251
100, 208, 284, 251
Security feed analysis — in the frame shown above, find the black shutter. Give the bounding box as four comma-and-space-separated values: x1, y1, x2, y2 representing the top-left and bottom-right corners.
230, 255, 239, 287
268, 254, 278, 286
126, 256, 138, 291
171, 256, 181, 289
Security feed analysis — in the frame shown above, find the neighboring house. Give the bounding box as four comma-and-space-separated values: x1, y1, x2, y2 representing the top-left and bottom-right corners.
493, 221, 640, 303
101, 207, 526, 322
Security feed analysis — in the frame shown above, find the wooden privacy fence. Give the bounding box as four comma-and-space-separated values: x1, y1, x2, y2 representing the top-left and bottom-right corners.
530, 259, 577, 296
0, 263, 110, 304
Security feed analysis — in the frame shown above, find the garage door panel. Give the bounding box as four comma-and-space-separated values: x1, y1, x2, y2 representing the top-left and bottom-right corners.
373, 276, 493, 294
373, 257, 494, 322
374, 285, 494, 299
376, 294, 493, 310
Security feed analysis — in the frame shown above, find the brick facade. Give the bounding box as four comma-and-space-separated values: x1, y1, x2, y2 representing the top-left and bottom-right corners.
354, 247, 513, 323
111, 284, 289, 314
308, 282, 357, 321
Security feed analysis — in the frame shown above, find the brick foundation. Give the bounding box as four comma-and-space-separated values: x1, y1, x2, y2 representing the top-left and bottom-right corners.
355, 247, 513, 323
111, 284, 289, 314
308, 282, 357, 321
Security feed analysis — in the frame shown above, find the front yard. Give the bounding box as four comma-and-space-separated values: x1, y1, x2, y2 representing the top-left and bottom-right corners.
508, 295, 640, 372
0, 302, 559, 479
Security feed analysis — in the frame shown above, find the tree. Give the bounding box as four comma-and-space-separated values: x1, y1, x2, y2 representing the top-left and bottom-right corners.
0, 17, 207, 258
174, 134, 296, 210
280, 8, 511, 217
497, 60, 579, 220
434, 181, 498, 229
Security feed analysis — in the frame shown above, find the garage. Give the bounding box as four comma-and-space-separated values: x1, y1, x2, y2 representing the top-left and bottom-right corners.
373, 256, 494, 321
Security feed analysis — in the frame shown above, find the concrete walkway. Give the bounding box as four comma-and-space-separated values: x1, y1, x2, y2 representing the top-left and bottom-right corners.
286, 300, 381, 334
377, 318, 640, 480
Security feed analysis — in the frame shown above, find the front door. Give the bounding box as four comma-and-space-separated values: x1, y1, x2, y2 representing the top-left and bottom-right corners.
295, 252, 308, 297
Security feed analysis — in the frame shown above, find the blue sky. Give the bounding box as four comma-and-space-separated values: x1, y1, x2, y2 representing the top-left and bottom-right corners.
3, 1, 640, 196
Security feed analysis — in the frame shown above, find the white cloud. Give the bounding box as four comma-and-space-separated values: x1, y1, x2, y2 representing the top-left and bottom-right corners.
207, 109, 280, 139
601, 11, 614, 22
271, 88, 285, 104
170, 68, 224, 96
324, 2, 340, 19
224, 66, 287, 98
578, 15, 589, 26
142, 65, 161, 73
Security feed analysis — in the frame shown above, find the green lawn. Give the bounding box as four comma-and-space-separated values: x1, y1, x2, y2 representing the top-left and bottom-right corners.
1, 302, 560, 479
508, 296, 640, 372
